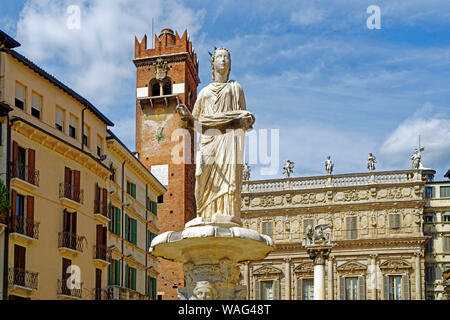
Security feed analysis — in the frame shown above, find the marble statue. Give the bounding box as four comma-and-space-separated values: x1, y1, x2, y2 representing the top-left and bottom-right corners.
411, 149, 423, 169
282, 160, 295, 178
176, 48, 255, 223
189, 281, 217, 300
367, 153, 376, 171
325, 156, 333, 175
242, 163, 251, 181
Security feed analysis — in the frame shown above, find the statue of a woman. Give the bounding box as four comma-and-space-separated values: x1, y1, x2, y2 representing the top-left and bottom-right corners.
177, 48, 254, 227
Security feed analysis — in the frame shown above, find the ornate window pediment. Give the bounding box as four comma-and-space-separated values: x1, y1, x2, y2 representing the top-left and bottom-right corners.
293, 263, 314, 274
253, 265, 282, 276
337, 261, 367, 275
380, 259, 411, 272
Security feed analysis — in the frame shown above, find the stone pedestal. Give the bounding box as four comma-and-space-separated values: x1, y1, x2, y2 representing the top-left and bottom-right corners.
306, 246, 333, 300
150, 224, 274, 300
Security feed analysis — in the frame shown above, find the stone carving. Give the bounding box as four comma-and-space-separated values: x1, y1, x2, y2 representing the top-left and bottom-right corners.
291, 219, 300, 233
379, 259, 411, 272
220, 258, 241, 283
325, 156, 334, 175
154, 57, 168, 80
411, 148, 423, 170
242, 163, 251, 181
282, 160, 295, 178
253, 265, 282, 275
334, 218, 342, 231
293, 263, 314, 274
367, 153, 376, 171
335, 190, 366, 202
303, 223, 332, 246
292, 193, 326, 205
177, 47, 255, 226
189, 281, 218, 300
369, 210, 377, 227
337, 261, 367, 274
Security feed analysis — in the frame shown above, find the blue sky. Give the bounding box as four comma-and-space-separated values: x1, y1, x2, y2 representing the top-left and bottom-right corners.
1, 0, 450, 180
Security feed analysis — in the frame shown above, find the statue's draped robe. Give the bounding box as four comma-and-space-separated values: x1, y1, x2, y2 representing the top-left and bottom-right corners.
192, 80, 253, 220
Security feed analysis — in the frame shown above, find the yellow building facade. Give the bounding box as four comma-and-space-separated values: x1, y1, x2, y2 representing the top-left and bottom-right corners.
106, 130, 165, 300
1, 31, 116, 299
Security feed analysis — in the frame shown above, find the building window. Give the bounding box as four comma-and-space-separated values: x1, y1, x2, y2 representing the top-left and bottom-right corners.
163, 81, 172, 95
97, 136, 102, 157
424, 215, 434, 223
444, 237, 450, 253
389, 276, 402, 300
109, 163, 116, 183
152, 83, 160, 96
31, 92, 42, 119
108, 259, 121, 286
82, 124, 90, 147
440, 186, 450, 198
69, 115, 77, 139
425, 186, 435, 199
346, 216, 357, 240
443, 215, 450, 222
125, 264, 136, 290
147, 276, 157, 299
345, 277, 358, 300
108, 206, 121, 236
157, 194, 164, 204
15, 83, 26, 110
385, 275, 409, 300
261, 281, 273, 300
261, 221, 273, 237
55, 107, 65, 132
425, 236, 434, 253
303, 279, 314, 300
389, 214, 401, 229
126, 181, 136, 199
125, 214, 137, 245
425, 267, 435, 283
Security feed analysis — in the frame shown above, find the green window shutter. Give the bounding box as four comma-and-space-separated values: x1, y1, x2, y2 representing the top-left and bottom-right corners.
339, 277, 345, 300
131, 183, 136, 198
402, 275, 410, 300
131, 268, 136, 290
108, 263, 112, 285
125, 214, 129, 241
358, 276, 366, 300
125, 264, 129, 288
273, 280, 279, 300
152, 277, 157, 299
108, 207, 113, 231
154, 201, 157, 216
115, 207, 121, 236
115, 260, 120, 285
383, 276, 389, 300
254, 280, 260, 300
132, 219, 137, 245
296, 278, 303, 300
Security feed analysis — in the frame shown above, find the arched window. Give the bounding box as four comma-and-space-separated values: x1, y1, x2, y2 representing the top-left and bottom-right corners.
163, 81, 172, 95
152, 83, 160, 96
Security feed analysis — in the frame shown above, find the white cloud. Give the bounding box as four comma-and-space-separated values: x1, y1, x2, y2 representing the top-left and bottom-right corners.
15, 0, 205, 109
290, 6, 326, 26
379, 103, 450, 171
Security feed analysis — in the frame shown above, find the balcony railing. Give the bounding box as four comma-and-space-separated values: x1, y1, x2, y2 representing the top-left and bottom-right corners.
93, 245, 112, 262
9, 215, 39, 239
10, 163, 39, 186
58, 232, 85, 252
59, 182, 84, 204
8, 267, 38, 290
107, 285, 150, 300
57, 279, 83, 299
242, 169, 422, 193
94, 288, 111, 300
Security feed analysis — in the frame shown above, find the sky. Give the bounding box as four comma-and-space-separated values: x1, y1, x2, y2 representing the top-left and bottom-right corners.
1, 0, 450, 180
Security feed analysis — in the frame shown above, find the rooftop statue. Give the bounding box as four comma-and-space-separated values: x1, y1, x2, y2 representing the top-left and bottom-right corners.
367, 152, 376, 171
176, 48, 254, 225
282, 160, 295, 178
325, 156, 333, 175
242, 163, 251, 181
411, 148, 423, 170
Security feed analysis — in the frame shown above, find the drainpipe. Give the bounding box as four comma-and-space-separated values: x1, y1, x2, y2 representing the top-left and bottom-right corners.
3, 113, 11, 300
81, 107, 87, 151
145, 184, 148, 296
121, 160, 126, 287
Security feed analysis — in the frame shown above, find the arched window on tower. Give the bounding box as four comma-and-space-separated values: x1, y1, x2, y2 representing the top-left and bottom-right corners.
151, 83, 160, 96
163, 80, 172, 95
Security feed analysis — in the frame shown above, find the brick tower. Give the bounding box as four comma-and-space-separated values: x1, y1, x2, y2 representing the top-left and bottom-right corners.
133, 28, 199, 300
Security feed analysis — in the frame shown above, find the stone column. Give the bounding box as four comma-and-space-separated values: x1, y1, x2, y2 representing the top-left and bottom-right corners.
370, 254, 378, 300
243, 262, 249, 298
327, 256, 333, 300
307, 248, 330, 300
415, 252, 422, 300
284, 258, 291, 300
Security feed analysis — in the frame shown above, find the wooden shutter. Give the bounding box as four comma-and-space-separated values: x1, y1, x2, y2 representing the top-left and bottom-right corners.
125, 214, 129, 241
152, 277, 157, 299
358, 276, 366, 300
102, 226, 107, 246
125, 264, 129, 288
402, 275, 410, 300
131, 183, 136, 198
71, 212, 77, 234
14, 244, 26, 269
383, 276, 389, 300
27, 148, 35, 184
115, 260, 120, 285
102, 188, 107, 216
352, 216, 357, 239
108, 206, 113, 231
115, 207, 121, 236
63, 209, 68, 232
255, 280, 261, 299
131, 267, 136, 290
26, 196, 34, 237
96, 224, 102, 246
297, 278, 303, 300
444, 237, 450, 252
12, 141, 18, 178
94, 183, 100, 212
95, 269, 102, 291
345, 217, 352, 240
73, 170, 80, 202
64, 167, 71, 198
11, 189, 17, 231
132, 219, 137, 245
108, 263, 112, 285
273, 279, 279, 300
62, 258, 71, 280
339, 277, 345, 300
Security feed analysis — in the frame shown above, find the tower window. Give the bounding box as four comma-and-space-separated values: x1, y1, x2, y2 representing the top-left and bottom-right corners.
163, 81, 172, 95
152, 83, 160, 96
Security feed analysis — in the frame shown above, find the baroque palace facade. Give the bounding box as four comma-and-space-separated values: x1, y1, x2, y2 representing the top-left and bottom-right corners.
240, 169, 440, 300
0, 29, 165, 300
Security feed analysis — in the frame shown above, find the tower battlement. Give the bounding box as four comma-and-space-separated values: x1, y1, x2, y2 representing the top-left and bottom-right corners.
135, 29, 198, 71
